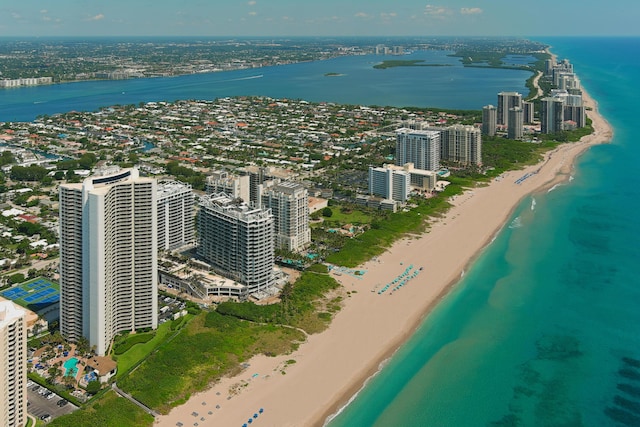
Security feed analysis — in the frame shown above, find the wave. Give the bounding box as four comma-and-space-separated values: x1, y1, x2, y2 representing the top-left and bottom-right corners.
323, 357, 392, 426
509, 216, 523, 229
223, 74, 264, 83
547, 183, 563, 193
569, 175, 574, 182
530, 197, 536, 211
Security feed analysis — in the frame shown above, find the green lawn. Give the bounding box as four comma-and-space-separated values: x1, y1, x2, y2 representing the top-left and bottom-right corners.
48, 390, 153, 427
113, 320, 174, 379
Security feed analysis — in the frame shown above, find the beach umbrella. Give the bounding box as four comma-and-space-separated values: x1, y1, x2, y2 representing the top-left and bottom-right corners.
259, 408, 264, 413
254, 413, 258, 418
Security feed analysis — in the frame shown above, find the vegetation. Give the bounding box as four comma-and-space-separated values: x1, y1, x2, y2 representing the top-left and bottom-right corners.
117, 311, 305, 413
112, 320, 175, 379
112, 332, 155, 355
48, 390, 153, 427
373, 60, 450, 69
217, 271, 340, 332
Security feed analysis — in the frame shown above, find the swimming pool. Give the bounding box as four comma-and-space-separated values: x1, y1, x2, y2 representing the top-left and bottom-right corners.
63, 357, 79, 377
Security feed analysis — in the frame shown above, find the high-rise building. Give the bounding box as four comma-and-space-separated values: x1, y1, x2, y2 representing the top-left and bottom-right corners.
395, 128, 440, 171
261, 181, 311, 252
197, 194, 275, 293
522, 101, 535, 124
0, 301, 26, 427
59, 167, 157, 356
482, 105, 497, 136
507, 107, 524, 140
368, 165, 411, 203
205, 170, 250, 203
157, 180, 194, 251
438, 125, 482, 166
540, 97, 566, 134
564, 105, 586, 128
497, 91, 522, 126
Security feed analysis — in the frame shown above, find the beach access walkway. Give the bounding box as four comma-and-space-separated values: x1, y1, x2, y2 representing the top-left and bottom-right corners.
112, 383, 160, 418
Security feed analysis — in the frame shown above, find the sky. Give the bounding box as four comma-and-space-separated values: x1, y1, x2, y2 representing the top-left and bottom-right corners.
0, 1, 637, 38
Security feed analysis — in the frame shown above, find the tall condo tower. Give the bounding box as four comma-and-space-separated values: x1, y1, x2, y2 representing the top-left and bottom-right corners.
438, 125, 482, 165
59, 167, 158, 356
157, 180, 194, 251
197, 194, 275, 293
261, 181, 311, 252
395, 128, 441, 171
540, 97, 566, 134
0, 302, 26, 427
497, 91, 522, 126
507, 107, 524, 140
482, 105, 497, 136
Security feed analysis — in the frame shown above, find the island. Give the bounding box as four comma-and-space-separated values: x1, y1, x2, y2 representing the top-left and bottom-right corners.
373, 59, 451, 69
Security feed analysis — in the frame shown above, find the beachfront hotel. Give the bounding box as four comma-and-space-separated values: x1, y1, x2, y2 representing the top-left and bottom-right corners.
497, 91, 522, 127
395, 128, 441, 172
197, 194, 276, 294
0, 301, 27, 427
157, 180, 195, 251
260, 181, 311, 252
59, 166, 158, 356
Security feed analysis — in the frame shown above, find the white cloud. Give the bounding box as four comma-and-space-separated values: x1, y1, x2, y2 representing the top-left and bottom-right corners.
42, 16, 51, 22
380, 12, 397, 19
40, 9, 48, 14
354, 12, 371, 19
424, 5, 451, 16
248, 0, 257, 5
11, 13, 21, 20
248, 11, 257, 16
461, 7, 483, 15
88, 14, 105, 21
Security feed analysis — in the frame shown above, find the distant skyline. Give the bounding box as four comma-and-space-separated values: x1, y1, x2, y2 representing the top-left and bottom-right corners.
0, 1, 637, 38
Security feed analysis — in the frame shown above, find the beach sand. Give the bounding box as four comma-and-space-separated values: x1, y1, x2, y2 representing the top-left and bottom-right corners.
155, 89, 612, 427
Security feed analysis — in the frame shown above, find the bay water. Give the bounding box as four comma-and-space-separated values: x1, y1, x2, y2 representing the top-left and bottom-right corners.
327, 37, 640, 427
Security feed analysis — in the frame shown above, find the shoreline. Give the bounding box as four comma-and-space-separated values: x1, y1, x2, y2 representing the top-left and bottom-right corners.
155, 87, 612, 427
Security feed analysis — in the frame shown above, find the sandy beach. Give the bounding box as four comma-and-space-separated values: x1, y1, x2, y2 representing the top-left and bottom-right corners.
155, 89, 612, 427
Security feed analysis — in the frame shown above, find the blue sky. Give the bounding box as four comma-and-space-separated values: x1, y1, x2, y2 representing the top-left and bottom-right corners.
1, 1, 637, 37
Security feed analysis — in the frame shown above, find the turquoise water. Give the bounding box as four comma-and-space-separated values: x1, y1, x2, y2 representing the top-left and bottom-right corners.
64, 357, 79, 377
327, 37, 640, 427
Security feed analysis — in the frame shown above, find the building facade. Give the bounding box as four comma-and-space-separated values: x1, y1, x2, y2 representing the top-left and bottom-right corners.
497, 91, 522, 126
205, 170, 250, 203
540, 97, 566, 134
507, 107, 524, 140
157, 180, 194, 251
395, 128, 440, 171
261, 181, 311, 252
0, 301, 27, 427
59, 167, 158, 356
368, 165, 411, 203
482, 105, 497, 136
438, 125, 482, 166
197, 194, 275, 293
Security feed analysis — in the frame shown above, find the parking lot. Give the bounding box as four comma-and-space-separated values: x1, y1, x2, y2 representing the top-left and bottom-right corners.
27, 382, 78, 423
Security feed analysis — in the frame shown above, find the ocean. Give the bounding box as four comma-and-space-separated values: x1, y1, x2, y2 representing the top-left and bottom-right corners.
327, 37, 640, 427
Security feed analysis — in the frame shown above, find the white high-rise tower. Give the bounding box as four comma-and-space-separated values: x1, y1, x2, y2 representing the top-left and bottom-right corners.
59, 167, 157, 356
0, 301, 27, 427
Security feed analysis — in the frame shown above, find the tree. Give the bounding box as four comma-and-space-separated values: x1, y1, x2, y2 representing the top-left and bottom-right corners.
86, 380, 101, 394
322, 207, 333, 218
